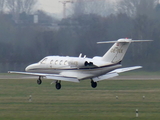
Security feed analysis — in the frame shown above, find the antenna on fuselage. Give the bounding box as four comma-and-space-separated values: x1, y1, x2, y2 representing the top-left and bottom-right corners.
79, 53, 86, 58
79, 53, 82, 58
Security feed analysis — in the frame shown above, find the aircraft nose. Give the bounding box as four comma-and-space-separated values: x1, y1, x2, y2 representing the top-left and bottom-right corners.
25, 65, 32, 72
25, 64, 37, 72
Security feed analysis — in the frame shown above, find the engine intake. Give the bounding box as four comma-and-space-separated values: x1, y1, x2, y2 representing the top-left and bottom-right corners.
84, 61, 93, 66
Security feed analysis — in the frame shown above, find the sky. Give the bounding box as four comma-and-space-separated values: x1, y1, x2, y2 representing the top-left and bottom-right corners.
38, 0, 64, 14
37, 0, 116, 18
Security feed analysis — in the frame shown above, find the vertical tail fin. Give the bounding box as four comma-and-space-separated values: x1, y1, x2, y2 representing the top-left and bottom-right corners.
97, 38, 152, 63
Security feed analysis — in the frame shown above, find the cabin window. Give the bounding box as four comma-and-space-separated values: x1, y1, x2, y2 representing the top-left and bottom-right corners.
55, 60, 58, 65
50, 60, 54, 67
60, 60, 63, 65
64, 60, 68, 65
50, 60, 54, 64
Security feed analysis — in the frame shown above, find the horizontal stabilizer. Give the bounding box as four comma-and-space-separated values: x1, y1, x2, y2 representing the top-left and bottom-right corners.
131, 40, 153, 42
97, 41, 118, 44
97, 39, 153, 44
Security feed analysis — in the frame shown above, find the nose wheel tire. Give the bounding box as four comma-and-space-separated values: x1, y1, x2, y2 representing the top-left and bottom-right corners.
37, 78, 42, 85
56, 83, 61, 90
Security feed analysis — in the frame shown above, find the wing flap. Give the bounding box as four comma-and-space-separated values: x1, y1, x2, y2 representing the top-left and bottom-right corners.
45, 76, 79, 83
92, 66, 142, 82
93, 73, 119, 82
60, 71, 93, 80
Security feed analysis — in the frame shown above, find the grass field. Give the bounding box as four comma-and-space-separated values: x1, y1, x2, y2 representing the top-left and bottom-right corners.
0, 75, 160, 120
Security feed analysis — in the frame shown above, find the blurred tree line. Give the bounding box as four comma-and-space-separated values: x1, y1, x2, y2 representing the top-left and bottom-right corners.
0, 0, 160, 72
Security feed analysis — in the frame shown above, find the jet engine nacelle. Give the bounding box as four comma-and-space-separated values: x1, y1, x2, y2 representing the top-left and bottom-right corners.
68, 59, 94, 68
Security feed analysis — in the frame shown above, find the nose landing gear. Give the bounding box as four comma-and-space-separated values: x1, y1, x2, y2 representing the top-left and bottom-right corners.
37, 77, 42, 85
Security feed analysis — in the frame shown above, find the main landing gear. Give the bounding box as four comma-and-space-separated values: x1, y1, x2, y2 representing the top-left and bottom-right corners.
36, 77, 97, 89
36, 76, 62, 90
91, 79, 97, 88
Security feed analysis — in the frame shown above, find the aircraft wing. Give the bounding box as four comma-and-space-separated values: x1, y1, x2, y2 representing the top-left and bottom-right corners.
93, 72, 119, 82
92, 66, 142, 82
109, 66, 142, 73
8, 66, 141, 83
8, 71, 80, 83
8, 71, 50, 77
45, 76, 79, 83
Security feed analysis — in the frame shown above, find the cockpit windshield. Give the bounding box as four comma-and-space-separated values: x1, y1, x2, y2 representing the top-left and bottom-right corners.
39, 58, 48, 64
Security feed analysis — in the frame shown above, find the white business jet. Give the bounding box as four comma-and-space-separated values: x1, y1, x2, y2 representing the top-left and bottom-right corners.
8, 38, 152, 90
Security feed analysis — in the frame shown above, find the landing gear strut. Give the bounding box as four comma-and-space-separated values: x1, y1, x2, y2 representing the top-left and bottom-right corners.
55, 81, 61, 90
91, 80, 97, 88
37, 77, 42, 85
